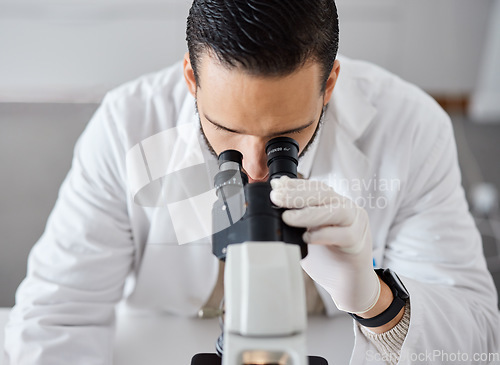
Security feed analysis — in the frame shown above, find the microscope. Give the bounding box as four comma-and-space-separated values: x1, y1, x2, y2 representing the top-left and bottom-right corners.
191, 137, 328, 365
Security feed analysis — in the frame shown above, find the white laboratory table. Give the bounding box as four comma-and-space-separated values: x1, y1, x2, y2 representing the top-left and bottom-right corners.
0, 309, 6, 365
1, 307, 355, 364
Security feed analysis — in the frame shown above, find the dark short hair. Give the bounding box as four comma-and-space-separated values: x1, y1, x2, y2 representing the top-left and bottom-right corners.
186, 0, 339, 92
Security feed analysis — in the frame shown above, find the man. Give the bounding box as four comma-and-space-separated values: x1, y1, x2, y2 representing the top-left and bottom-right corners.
5, 0, 500, 364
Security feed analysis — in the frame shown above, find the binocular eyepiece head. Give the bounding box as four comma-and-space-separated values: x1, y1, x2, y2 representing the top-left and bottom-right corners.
212, 136, 307, 261
217, 136, 300, 182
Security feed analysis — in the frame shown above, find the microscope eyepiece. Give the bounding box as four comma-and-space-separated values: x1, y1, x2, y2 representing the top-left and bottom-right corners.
266, 137, 299, 180
218, 149, 243, 168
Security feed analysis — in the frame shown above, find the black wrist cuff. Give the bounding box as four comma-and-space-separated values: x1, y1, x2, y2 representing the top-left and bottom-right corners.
349, 268, 409, 328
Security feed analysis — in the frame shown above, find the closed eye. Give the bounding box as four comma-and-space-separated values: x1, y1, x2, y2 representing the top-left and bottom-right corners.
205, 114, 315, 137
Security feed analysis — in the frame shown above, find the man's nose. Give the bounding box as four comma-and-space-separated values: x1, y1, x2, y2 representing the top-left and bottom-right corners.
241, 137, 269, 183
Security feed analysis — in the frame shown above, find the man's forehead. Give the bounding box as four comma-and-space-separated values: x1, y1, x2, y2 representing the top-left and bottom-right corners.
196, 52, 323, 90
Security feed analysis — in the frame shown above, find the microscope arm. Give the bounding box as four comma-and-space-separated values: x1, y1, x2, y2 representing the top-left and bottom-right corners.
223, 241, 308, 365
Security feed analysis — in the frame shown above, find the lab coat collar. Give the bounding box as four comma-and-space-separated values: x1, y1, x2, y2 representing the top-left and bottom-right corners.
298, 57, 377, 180
330, 57, 377, 142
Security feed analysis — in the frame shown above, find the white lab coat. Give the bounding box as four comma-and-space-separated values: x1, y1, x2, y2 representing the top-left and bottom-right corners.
5, 56, 500, 364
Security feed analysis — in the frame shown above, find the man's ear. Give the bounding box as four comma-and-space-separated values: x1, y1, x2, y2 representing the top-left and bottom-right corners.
183, 52, 197, 97
323, 59, 340, 106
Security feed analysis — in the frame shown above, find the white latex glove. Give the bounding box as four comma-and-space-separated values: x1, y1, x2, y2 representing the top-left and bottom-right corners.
270, 176, 380, 314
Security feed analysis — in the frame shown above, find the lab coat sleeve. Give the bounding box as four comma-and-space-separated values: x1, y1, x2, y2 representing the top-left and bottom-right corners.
350, 109, 500, 364
4, 94, 135, 365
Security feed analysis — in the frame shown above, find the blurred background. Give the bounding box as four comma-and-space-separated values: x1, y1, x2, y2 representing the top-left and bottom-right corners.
1, 0, 500, 308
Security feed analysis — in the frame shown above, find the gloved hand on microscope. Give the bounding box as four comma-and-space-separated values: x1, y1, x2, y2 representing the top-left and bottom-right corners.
270, 176, 401, 332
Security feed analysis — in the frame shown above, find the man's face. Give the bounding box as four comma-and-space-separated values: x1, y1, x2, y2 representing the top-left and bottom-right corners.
184, 52, 339, 182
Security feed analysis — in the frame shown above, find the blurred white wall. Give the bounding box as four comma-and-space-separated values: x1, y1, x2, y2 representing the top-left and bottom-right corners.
0, 0, 493, 103
337, 0, 491, 95
469, 0, 500, 122
0, 0, 191, 103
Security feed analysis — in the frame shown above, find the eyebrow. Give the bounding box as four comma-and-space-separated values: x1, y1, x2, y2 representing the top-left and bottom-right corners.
204, 114, 315, 138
